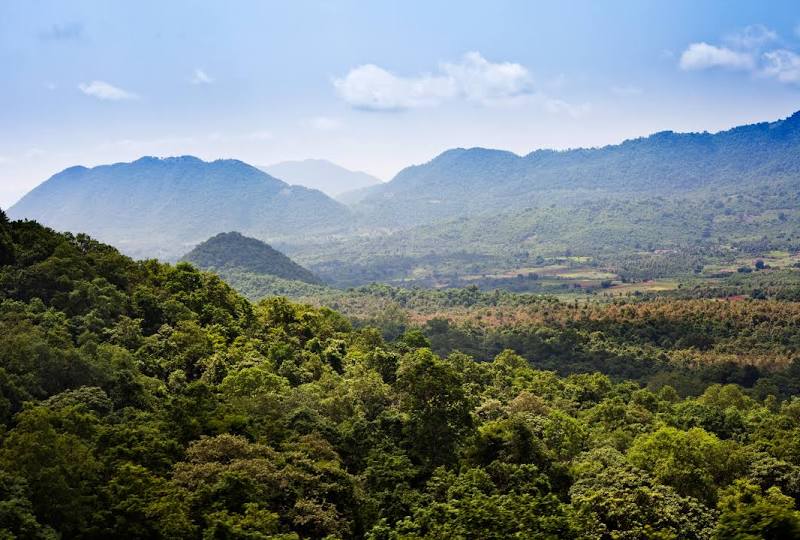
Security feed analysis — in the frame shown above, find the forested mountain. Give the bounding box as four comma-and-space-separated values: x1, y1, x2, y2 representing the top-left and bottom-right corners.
1, 210, 800, 538
263, 159, 382, 199
8, 111, 800, 288
8, 156, 351, 259
355, 110, 800, 227
182, 231, 323, 285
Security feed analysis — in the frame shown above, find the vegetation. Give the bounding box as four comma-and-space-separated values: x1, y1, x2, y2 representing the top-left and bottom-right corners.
10, 112, 800, 290
292, 187, 800, 288
352, 111, 800, 229
2, 211, 800, 538
8, 156, 349, 260
182, 232, 323, 285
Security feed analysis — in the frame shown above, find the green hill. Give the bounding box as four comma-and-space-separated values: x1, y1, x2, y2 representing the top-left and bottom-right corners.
182, 231, 323, 286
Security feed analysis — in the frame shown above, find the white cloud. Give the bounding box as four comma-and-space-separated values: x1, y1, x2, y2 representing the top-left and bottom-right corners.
78, 80, 138, 100
725, 24, 777, 49
762, 49, 800, 83
333, 52, 534, 110
610, 85, 643, 97
679, 42, 754, 71
191, 68, 214, 85
441, 51, 534, 105
333, 63, 453, 110
307, 116, 342, 131
679, 25, 800, 85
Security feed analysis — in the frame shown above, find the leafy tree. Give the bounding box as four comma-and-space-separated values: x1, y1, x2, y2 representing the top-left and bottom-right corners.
713, 480, 800, 539
395, 349, 473, 469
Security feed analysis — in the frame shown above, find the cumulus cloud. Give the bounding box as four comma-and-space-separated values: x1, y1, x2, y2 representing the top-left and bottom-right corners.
679, 42, 754, 71
441, 52, 534, 105
333, 64, 453, 110
78, 80, 138, 100
191, 68, 214, 85
333, 52, 534, 110
678, 25, 800, 85
725, 24, 777, 49
762, 50, 800, 83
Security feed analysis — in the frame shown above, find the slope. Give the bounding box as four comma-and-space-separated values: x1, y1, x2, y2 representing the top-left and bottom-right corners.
263, 158, 382, 198
355, 110, 800, 227
9, 156, 352, 259
181, 231, 323, 285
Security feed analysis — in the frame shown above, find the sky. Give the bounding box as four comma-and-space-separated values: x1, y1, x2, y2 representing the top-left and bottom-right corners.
1, 0, 800, 208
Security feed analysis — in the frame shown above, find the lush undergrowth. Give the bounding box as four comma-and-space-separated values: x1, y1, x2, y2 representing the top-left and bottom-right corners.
1, 212, 800, 538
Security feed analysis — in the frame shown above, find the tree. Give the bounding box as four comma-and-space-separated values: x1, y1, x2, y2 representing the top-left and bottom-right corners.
714, 480, 800, 539
571, 447, 716, 539
627, 426, 746, 505
395, 349, 473, 470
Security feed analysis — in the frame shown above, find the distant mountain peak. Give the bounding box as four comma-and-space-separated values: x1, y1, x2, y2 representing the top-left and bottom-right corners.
264, 159, 382, 198
9, 155, 350, 259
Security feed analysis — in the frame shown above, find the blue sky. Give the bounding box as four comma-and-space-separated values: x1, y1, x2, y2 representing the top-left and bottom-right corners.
1, 0, 800, 207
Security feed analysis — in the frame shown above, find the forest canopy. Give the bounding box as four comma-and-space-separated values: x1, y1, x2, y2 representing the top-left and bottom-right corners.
0, 211, 799, 539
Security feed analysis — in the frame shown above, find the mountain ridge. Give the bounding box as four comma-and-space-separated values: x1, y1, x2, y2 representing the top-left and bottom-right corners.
9, 155, 351, 259
263, 158, 382, 199
353, 110, 800, 227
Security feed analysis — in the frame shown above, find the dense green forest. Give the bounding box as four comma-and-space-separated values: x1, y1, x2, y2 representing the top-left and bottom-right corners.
1, 210, 800, 538
290, 185, 800, 287
182, 232, 323, 286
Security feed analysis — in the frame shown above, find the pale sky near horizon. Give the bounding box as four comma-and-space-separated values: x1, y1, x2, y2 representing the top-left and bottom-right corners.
1, 0, 800, 208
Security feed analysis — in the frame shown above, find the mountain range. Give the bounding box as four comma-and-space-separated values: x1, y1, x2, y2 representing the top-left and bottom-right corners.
351, 110, 800, 227
263, 158, 382, 200
7, 111, 800, 278
9, 156, 350, 259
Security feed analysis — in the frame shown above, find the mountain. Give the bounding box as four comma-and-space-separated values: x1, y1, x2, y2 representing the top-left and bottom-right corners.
263, 159, 382, 199
181, 231, 323, 285
9, 156, 351, 259
335, 184, 382, 205
355, 110, 800, 227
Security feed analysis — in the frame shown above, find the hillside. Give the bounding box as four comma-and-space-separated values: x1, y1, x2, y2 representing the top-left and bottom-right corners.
355, 110, 800, 227
9, 156, 352, 259
1, 211, 800, 538
181, 231, 323, 285
263, 158, 382, 199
